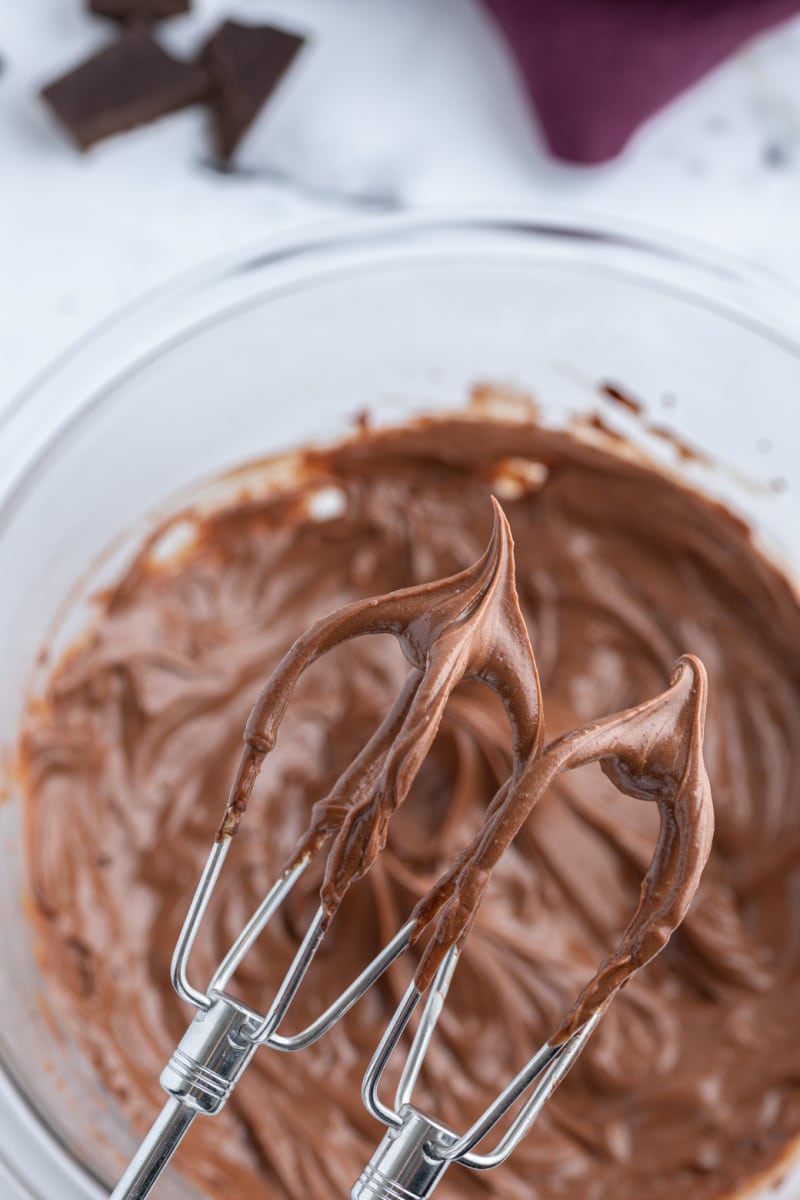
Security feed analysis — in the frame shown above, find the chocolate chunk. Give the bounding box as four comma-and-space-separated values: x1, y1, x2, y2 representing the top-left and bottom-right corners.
89, 0, 190, 20
203, 20, 304, 161
41, 30, 209, 151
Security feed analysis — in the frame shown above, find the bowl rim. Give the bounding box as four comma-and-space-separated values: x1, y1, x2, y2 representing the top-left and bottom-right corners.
3, 207, 800, 538
5, 205, 800, 438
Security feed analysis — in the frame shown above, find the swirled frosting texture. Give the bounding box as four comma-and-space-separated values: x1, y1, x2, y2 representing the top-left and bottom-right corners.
225, 499, 712, 1025
23, 415, 800, 1200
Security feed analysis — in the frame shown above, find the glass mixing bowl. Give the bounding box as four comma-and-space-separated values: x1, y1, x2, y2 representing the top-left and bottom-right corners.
1, 212, 800, 1200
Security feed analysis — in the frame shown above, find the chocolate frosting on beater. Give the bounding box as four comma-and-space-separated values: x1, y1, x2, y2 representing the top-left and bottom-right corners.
224, 499, 712, 1037
414, 653, 713, 1035
22, 413, 800, 1200
222, 498, 543, 922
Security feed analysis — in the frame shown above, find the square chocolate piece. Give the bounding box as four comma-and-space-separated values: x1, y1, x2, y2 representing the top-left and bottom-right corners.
42, 30, 209, 151
203, 20, 305, 161
89, 0, 190, 21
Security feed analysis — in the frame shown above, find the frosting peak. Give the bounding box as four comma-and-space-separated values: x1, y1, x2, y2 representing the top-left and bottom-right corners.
412, 655, 713, 1013
222, 498, 542, 921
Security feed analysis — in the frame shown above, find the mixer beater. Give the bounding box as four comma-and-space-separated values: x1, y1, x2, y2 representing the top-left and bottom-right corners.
110, 502, 712, 1199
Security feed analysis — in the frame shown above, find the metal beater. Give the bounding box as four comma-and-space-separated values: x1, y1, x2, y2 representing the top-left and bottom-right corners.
110, 852, 604, 1200
110, 849, 604, 1200
110, 505, 605, 1199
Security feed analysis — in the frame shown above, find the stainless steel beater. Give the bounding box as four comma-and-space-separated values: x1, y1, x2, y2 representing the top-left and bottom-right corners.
110, 839, 605, 1200
350, 948, 605, 1199
108, 838, 422, 1198
110, 505, 606, 1199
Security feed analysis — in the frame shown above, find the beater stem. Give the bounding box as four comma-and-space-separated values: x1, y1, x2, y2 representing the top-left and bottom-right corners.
109, 1098, 195, 1200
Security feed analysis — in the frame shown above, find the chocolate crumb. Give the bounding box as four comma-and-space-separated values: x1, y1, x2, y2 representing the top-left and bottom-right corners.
600, 382, 643, 414
203, 20, 305, 161
41, 30, 210, 151
646, 423, 709, 464
585, 412, 626, 441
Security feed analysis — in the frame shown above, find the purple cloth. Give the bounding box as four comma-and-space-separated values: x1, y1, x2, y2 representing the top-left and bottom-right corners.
484, 0, 800, 163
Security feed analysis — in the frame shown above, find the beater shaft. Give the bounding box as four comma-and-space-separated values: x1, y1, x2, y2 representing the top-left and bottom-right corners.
109, 1100, 195, 1200
110, 994, 259, 1199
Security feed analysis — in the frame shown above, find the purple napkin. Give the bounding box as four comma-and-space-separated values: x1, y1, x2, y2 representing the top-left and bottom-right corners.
484, 0, 800, 163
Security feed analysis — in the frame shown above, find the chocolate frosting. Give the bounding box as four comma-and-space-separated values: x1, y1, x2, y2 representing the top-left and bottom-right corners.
226, 499, 712, 1034
23, 413, 800, 1200
413, 651, 713, 1034
222, 499, 543, 892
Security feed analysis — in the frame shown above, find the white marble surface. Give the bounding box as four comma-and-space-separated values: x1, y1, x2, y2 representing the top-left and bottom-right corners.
2, 0, 800, 409
2, 6, 800, 1200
